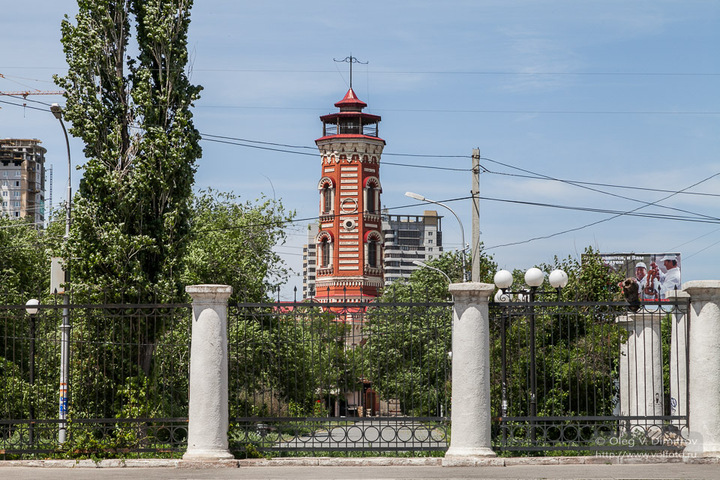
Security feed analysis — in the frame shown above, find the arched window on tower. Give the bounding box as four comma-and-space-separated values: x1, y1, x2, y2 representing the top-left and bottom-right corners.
366, 185, 376, 214
322, 184, 332, 213
321, 239, 331, 267
318, 177, 335, 215
368, 239, 378, 267
364, 231, 383, 269
317, 231, 333, 270
364, 177, 381, 215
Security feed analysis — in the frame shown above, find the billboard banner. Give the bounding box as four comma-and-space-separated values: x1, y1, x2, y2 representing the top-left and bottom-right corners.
600, 253, 681, 300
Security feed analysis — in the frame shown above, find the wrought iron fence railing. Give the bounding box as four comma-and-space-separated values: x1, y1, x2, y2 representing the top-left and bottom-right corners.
0, 300, 191, 458
1, 293, 692, 458
489, 299, 690, 453
226, 298, 453, 454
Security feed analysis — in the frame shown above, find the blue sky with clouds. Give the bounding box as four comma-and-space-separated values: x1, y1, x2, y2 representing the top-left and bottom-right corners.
2, 1, 719, 299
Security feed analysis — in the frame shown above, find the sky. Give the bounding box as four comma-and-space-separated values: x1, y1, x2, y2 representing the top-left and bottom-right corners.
1, 1, 719, 300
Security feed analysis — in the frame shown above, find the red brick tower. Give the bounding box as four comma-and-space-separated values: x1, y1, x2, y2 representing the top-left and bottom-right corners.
314, 88, 385, 302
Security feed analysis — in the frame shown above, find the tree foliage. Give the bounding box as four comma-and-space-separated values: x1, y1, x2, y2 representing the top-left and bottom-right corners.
363, 249, 496, 416
0, 217, 49, 301
228, 307, 350, 418
182, 190, 294, 302
380, 248, 497, 302
55, 0, 201, 300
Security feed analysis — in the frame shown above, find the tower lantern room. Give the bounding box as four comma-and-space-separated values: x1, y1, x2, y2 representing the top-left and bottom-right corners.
314, 88, 386, 301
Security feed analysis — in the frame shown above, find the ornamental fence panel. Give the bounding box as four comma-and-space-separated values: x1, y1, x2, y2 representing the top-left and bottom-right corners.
226, 297, 453, 455
0, 298, 191, 458
489, 298, 690, 454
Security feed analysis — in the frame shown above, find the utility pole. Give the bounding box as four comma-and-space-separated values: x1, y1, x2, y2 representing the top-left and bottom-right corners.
471, 148, 481, 282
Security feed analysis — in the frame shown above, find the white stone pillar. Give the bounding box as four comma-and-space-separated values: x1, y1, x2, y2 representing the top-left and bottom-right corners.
616, 311, 664, 435
683, 281, 720, 457
443, 282, 496, 462
667, 291, 689, 426
183, 284, 234, 461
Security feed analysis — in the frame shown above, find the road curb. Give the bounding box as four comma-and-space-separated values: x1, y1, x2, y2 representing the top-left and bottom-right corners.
0, 455, 718, 468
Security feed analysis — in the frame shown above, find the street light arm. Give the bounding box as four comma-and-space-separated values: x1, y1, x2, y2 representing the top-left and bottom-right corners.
404, 192, 468, 282
51, 104, 72, 239
405, 191, 426, 202
412, 260, 451, 283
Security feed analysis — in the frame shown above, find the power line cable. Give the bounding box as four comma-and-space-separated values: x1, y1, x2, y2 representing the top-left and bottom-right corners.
480, 156, 719, 221
0, 94, 54, 107
683, 238, 720, 261
486, 170, 720, 198
668, 228, 720, 251
0, 98, 49, 113
487, 172, 720, 250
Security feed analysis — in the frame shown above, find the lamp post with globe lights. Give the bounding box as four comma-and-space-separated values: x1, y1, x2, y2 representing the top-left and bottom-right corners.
492, 267, 568, 442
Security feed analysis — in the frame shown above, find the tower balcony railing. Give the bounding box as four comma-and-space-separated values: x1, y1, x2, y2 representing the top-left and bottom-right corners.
322, 123, 380, 137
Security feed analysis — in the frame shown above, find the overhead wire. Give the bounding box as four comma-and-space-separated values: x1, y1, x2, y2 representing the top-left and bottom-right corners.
2, 93, 718, 256
486, 172, 720, 250
486, 170, 720, 198
0, 98, 50, 113
480, 155, 720, 221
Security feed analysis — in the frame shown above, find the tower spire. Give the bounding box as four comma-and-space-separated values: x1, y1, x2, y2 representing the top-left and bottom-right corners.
333, 55, 368, 90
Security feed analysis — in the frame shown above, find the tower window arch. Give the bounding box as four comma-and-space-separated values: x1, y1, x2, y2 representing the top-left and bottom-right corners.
317, 177, 335, 215
364, 230, 383, 269
316, 231, 334, 268
363, 177, 382, 215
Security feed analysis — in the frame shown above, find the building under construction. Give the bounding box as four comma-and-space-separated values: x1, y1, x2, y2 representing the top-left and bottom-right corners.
0, 138, 46, 225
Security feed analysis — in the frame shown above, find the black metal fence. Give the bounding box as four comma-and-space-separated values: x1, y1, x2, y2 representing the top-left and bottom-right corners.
1, 293, 693, 458
489, 299, 690, 453
0, 299, 191, 458
226, 298, 453, 454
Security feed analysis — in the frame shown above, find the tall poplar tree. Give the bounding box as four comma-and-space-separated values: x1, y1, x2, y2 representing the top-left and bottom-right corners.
55, 0, 201, 300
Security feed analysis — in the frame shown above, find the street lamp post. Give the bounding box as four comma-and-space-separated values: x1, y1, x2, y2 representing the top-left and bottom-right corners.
405, 192, 468, 282
493, 267, 568, 444
412, 259, 451, 283
25, 299, 39, 446
50, 103, 71, 444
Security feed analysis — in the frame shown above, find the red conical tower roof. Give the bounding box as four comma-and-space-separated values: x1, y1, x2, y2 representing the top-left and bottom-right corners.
334, 88, 367, 111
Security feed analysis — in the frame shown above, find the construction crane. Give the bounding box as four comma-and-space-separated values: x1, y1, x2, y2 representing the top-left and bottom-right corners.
0, 90, 65, 98
0, 73, 65, 98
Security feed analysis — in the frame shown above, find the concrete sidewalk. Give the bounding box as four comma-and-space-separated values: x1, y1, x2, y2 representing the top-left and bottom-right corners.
1, 456, 719, 479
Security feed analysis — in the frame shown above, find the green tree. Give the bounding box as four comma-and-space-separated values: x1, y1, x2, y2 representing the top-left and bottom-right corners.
364, 249, 497, 416
0, 217, 49, 301
182, 190, 294, 302
381, 249, 497, 302
227, 306, 350, 418
50, 1, 202, 437
55, 0, 201, 300
555, 246, 623, 302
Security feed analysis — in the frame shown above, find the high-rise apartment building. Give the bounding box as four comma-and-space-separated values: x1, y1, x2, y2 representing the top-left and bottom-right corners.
382, 210, 443, 286
0, 139, 46, 225
302, 223, 319, 299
